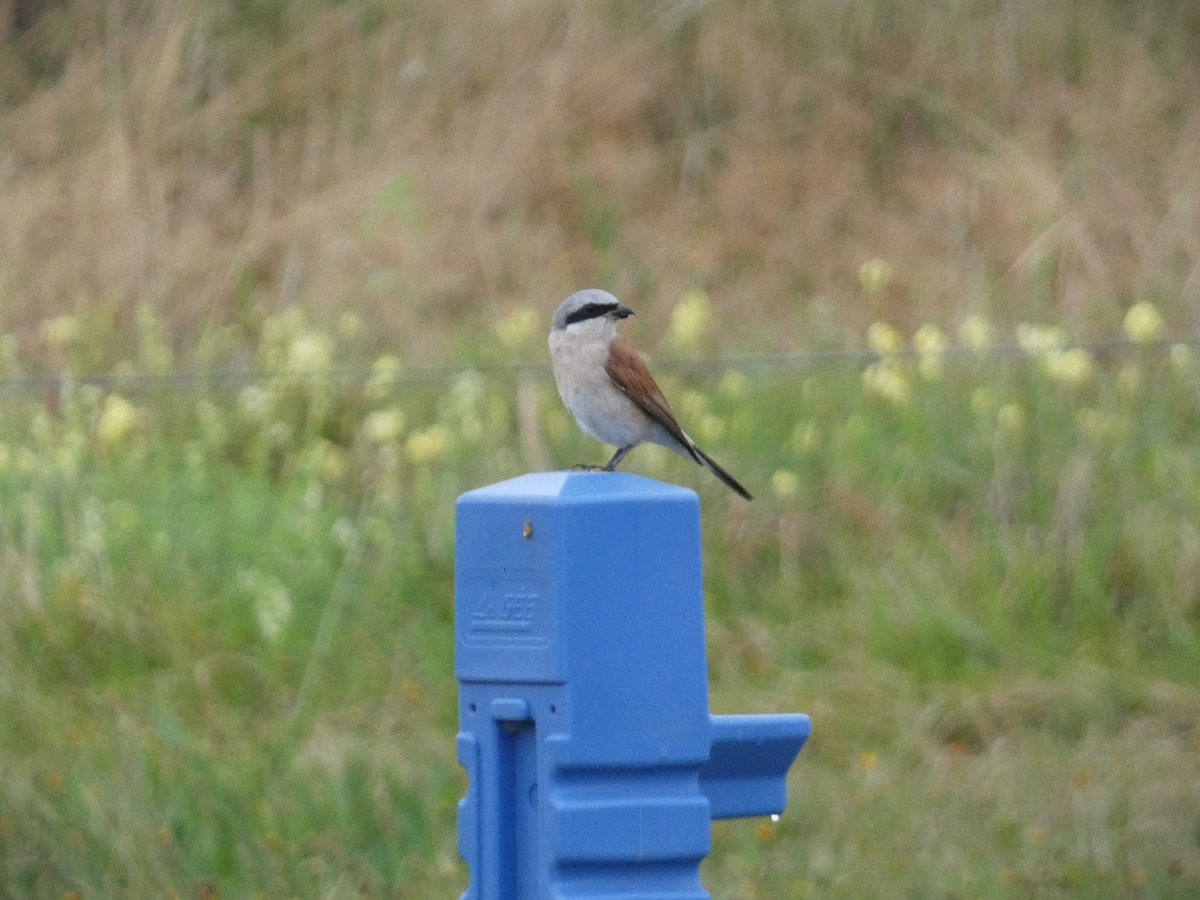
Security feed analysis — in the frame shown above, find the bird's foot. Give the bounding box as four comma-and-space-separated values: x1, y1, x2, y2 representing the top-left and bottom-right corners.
571, 463, 608, 471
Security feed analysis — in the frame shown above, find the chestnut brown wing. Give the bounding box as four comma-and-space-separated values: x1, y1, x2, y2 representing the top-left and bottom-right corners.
604, 338, 700, 462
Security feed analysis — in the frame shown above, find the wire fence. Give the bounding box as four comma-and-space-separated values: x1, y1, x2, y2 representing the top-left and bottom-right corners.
1, 337, 1197, 398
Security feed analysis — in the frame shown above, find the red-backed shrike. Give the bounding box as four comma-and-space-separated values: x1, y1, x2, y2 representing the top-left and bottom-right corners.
548, 289, 752, 500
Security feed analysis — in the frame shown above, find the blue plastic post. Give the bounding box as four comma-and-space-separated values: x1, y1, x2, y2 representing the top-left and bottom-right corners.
455, 472, 810, 899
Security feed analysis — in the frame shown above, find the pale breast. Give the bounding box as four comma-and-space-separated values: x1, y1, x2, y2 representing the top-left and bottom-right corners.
549, 332, 650, 448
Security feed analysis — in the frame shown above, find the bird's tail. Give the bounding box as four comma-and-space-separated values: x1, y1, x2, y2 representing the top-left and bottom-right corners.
691, 442, 753, 501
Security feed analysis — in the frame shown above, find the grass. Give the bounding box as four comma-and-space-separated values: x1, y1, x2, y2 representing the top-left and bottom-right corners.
2, 304, 1199, 897
1, 0, 1199, 897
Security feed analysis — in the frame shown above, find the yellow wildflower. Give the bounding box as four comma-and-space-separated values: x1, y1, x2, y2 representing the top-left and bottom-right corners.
287, 331, 334, 372
494, 306, 539, 353
667, 289, 713, 353
771, 470, 800, 501
240, 570, 293, 643
362, 408, 406, 444
857, 258, 893, 294
862, 361, 911, 407
913, 323, 947, 380
1043, 347, 1093, 387
448, 369, 486, 442
958, 314, 993, 352
95, 394, 141, 448
238, 384, 273, 422
406, 425, 450, 465
315, 440, 346, 482
41, 314, 81, 350
866, 320, 904, 356
997, 403, 1024, 434
1016, 323, 1067, 357
1123, 302, 1162, 344
366, 354, 403, 401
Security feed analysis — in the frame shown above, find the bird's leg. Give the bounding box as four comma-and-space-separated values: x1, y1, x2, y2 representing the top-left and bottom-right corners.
603, 445, 633, 471
571, 445, 633, 471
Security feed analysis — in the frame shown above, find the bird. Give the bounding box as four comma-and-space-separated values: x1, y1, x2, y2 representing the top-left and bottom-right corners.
548, 288, 752, 500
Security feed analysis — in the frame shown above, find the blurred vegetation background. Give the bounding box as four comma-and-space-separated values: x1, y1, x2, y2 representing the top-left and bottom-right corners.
1, 1, 1198, 897
2, 0, 1198, 359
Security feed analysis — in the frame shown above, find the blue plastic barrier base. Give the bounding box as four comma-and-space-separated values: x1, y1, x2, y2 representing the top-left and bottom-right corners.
455, 472, 810, 899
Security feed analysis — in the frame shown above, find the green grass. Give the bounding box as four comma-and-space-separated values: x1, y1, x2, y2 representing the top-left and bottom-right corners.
1, 307, 1198, 897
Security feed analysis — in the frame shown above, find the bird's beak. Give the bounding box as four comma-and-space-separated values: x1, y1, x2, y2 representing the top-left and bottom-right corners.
613, 304, 635, 320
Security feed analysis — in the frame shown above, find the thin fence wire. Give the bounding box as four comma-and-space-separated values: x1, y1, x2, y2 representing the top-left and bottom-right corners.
1, 337, 1197, 398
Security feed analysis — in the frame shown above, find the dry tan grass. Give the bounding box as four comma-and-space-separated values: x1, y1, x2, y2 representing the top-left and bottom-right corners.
1, 1, 1198, 365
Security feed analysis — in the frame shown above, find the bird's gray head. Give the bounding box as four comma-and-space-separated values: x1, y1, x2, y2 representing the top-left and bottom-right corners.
550, 289, 635, 333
